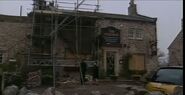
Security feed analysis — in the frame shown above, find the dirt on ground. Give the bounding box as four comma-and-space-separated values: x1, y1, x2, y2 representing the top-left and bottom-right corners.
30, 80, 147, 95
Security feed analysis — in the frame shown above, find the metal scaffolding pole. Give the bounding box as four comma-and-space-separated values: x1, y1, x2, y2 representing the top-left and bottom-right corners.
75, 0, 79, 58
28, 0, 37, 66
51, 0, 59, 88
30, 0, 100, 88
51, 7, 54, 88
76, 0, 84, 85
75, 0, 85, 10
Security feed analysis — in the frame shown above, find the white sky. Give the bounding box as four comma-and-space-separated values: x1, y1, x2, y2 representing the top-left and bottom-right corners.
0, 0, 183, 58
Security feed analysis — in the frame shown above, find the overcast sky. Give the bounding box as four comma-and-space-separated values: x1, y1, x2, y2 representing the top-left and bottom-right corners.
0, 0, 183, 58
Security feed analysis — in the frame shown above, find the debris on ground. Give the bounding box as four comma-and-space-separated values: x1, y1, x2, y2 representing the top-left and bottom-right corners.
25, 92, 40, 95
73, 93, 79, 95
26, 70, 41, 88
3, 85, 19, 95
18, 87, 29, 95
125, 91, 135, 95
116, 84, 148, 95
18, 87, 40, 95
41, 87, 64, 95
28, 81, 148, 95
90, 91, 101, 95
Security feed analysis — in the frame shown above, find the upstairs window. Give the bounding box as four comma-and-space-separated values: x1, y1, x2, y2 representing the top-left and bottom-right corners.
128, 28, 143, 40
101, 26, 120, 44
128, 28, 135, 39
135, 29, 143, 39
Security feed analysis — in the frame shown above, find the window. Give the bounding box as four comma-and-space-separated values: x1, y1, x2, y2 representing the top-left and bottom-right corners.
104, 36, 120, 43
0, 53, 3, 64
152, 68, 183, 85
128, 28, 143, 40
128, 28, 135, 39
135, 29, 143, 39
129, 54, 145, 70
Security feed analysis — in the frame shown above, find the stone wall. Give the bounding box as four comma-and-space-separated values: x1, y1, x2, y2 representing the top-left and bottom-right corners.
0, 14, 158, 78
168, 31, 183, 66
0, 15, 32, 64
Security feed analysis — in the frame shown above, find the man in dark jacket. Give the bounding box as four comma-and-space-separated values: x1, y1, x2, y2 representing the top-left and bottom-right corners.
80, 60, 87, 85
92, 63, 99, 81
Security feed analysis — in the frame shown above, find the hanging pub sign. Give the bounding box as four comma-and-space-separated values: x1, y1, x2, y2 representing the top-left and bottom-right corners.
101, 26, 121, 47
102, 26, 120, 43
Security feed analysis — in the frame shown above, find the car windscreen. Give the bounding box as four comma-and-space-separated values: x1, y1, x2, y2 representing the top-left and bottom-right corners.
151, 68, 183, 86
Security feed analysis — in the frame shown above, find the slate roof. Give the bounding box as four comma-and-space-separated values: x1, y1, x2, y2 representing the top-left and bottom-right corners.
0, 14, 31, 23
33, 9, 157, 23
168, 30, 183, 49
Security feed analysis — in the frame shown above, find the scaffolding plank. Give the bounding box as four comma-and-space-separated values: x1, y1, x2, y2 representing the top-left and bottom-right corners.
34, 10, 63, 15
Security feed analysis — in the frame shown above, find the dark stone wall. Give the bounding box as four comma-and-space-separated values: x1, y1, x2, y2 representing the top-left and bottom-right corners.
0, 15, 32, 64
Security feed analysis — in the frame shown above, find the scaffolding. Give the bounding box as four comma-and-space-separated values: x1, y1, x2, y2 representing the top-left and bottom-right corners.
28, 0, 100, 88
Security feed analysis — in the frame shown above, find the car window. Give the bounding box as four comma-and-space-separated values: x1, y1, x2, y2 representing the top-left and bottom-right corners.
152, 68, 183, 85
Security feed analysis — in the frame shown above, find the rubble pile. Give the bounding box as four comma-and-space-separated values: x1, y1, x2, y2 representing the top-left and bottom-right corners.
3, 83, 153, 95
90, 91, 101, 95
3, 85, 19, 95
3, 85, 66, 95
41, 87, 64, 95
25, 92, 40, 95
18, 87, 30, 95
116, 84, 148, 95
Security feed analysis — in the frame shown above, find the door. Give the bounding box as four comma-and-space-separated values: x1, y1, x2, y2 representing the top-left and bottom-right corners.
106, 51, 116, 76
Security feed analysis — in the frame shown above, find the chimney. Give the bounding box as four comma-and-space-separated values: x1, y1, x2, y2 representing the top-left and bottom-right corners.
33, 0, 46, 10
128, 0, 138, 16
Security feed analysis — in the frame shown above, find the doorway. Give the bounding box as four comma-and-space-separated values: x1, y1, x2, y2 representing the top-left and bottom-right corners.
106, 51, 116, 76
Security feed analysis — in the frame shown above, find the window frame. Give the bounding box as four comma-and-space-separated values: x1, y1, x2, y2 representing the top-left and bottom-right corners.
135, 29, 143, 40
128, 28, 144, 40
151, 68, 183, 86
128, 28, 135, 39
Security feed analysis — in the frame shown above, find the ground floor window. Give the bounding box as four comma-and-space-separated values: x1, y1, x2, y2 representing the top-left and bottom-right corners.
129, 54, 145, 71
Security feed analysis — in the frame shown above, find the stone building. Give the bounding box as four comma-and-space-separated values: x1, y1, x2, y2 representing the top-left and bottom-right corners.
168, 19, 183, 66
0, 15, 32, 65
0, 0, 158, 79
28, 0, 158, 78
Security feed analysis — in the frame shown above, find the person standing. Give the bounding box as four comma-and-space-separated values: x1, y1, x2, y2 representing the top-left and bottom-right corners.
80, 60, 87, 85
92, 63, 99, 82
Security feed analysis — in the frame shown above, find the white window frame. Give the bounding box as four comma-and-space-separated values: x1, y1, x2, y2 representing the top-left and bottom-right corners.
128, 28, 135, 39
128, 28, 143, 40
135, 29, 143, 40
